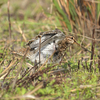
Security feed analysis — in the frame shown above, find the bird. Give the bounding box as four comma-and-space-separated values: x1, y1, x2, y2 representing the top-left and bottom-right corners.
13, 28, 91, 64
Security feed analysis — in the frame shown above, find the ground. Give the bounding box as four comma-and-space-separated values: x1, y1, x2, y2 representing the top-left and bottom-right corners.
0, 0, 100, 100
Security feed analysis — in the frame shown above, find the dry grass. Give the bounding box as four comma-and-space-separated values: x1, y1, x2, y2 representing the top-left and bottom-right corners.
0, 0, 100, 99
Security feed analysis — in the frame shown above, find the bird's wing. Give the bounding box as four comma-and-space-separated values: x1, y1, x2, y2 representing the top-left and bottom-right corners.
34, 31, 65, 53
28, 35, 53, 50
27, 29, 65, 51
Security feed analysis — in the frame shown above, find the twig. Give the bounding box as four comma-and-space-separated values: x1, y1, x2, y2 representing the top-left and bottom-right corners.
90, 29, 95, 72
3, 68, 12, 82
78, 60, 80, 69
70, 83, 100, 93
7, 0, 11, 38
85, 60, 89, 71
85, 0, 100, 3
18, 25, 27, 42
0, 60, 17, 77
47, 68, 65, 75
16, 63, 39, 85
6, 95, 39, 100
12, 61, 22, 89
0, 73, 8, 80
98, 56, 100, 72
39, 36, 41, 67
81, 62, 85, 69
26, 82, 43, 95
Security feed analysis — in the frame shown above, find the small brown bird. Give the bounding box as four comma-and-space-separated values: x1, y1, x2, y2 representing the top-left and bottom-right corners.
14, 29, 91, 64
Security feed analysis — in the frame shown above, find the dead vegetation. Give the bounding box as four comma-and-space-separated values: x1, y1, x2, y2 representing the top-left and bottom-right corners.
0, 0, 100, 99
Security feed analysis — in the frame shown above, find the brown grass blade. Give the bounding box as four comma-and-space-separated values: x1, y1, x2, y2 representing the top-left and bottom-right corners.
90, 28, 95, 71
0, 59, 17, 77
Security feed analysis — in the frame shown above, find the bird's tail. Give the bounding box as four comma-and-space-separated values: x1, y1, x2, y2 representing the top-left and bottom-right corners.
12, 47, 31, 57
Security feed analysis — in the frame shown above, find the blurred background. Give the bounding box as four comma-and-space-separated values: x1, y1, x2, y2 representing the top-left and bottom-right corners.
0, 0, 58, 40
0, 0, 100, 45
0, 0, 100, 41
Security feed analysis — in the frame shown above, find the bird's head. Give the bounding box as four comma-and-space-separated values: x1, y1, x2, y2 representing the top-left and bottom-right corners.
65, 36, 76, 44
65, 36, 92, 53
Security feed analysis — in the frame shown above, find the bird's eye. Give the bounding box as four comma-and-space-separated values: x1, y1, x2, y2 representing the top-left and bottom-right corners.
71, 37, 73, 39
53, 40, 55, 43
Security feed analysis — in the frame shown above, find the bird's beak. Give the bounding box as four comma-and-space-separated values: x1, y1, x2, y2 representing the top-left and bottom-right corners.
74, 40, 92, 53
